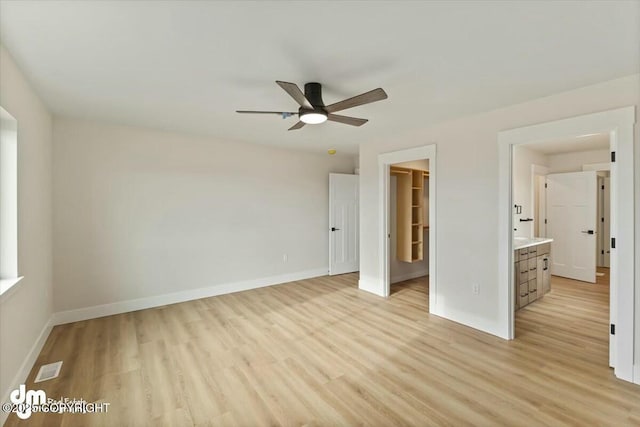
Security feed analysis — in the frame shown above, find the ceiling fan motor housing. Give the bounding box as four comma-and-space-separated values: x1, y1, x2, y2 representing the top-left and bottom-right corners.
303, 82, 325, 112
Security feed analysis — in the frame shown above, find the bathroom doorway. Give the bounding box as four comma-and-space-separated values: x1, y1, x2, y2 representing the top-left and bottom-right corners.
498, 106, 636, 384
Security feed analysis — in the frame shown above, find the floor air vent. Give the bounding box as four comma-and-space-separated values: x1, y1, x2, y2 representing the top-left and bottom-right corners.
34, 361, 63, 383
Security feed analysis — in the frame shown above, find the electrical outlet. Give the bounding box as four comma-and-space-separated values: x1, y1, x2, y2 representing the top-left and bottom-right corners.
283, 254, 288, 262
472, 283, 480, 295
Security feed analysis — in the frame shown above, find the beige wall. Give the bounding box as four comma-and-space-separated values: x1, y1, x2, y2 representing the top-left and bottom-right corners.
358, 74, 640, 368
52, 118, 355, 312
0, 46, 53, 405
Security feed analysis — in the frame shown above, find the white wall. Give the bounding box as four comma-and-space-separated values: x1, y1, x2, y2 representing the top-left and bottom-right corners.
512, 147, 610, 238
512, 146, 548, 238
0, 46, 53, 408
52, 118, 354, 313
359, 74, 640, 355
547, 149, 610, 173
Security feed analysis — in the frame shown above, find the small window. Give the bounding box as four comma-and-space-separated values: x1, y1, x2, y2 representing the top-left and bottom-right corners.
0, 106, 21, 295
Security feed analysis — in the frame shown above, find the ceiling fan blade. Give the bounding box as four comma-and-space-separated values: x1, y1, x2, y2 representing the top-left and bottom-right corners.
327, 114, 368, 127
276, 81, 313, 109
236, 110, 297, 116
325, 88, 388, 113
288, 121, 306, 131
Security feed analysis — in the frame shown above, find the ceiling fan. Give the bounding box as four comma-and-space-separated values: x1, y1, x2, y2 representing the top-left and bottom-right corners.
236, 81, 388, 131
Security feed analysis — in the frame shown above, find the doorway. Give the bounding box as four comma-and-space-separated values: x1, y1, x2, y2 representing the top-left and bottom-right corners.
378, 145, 436, 312
513, 141, 609, 300
389, 160, 429, 293
528, 161, 611, 281
498, 106, 636, 384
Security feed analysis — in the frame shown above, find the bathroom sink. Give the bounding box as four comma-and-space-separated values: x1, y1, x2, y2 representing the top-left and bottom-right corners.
513, 236, 553, 250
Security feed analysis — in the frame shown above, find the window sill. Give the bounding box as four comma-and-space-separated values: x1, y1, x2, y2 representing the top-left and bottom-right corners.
0, 276, 24, 298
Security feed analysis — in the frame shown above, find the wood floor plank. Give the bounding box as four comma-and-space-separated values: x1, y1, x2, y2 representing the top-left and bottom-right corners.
5, 268, 640, 426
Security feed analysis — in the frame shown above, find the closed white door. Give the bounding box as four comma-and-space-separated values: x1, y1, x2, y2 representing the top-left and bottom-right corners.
546, 171, 597, 283
329, 174, 359, 275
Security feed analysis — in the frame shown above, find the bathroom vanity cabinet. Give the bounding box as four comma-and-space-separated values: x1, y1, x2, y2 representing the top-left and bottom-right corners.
514, 239, 552, 310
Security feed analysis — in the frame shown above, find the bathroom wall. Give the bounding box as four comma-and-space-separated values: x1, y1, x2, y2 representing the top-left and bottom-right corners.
547, 149, 610, 173
512, 145, 548, 238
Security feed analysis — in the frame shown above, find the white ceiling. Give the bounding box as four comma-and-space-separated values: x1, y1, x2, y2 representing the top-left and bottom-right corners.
522, 133, 610, 155
1, 1, 638, 154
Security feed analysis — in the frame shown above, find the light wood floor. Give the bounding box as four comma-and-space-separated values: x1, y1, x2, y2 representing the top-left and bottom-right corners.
6, 270, 640, 426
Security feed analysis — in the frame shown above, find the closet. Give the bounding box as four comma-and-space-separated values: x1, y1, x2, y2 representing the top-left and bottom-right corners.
391, 166, 429, 263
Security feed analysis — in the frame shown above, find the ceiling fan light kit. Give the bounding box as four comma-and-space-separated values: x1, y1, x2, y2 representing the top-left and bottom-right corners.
237, 81, 387, 131
300, 111, 327, 124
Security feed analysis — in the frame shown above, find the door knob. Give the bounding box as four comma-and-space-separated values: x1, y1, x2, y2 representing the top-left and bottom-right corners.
581, 230, 595, 234
331, 227, 340, 232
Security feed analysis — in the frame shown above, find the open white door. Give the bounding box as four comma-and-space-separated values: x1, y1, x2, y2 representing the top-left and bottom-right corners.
546, 171, 597, 283
597, 176, 611, 268
329, 173, 359, 275
536, 175, 547, 237
603, 177, 610, 268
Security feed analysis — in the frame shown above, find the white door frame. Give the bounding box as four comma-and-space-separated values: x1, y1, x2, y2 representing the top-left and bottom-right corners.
531, 164, 549, 237
498, 106, 636, 383
378, 145, 436, 311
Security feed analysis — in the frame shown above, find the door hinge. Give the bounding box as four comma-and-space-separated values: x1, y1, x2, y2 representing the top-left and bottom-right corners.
544, 183, 547, 188
611, 237, 616, 249
611, 151, 616, 162
601, 217, 604, 222
601, 185, 605, 190
601, 250, 604, 255
544, 219, 547, 224
610, 324, 615, 335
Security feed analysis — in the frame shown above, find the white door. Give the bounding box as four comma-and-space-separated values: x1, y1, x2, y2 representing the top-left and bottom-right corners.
546, 171, 597, 283
603, 177, 611, 268
536, 175, 547, 237
597, 177, 604, 267
329, 174, 359, 275
597, 176, 611, 268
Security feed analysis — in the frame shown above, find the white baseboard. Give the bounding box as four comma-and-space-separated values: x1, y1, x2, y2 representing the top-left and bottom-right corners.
390, 269, 428, 284
358, 276, 384, 297
634, 364, 640, 385
1, 316, 53, 426
52, 268, 328, 325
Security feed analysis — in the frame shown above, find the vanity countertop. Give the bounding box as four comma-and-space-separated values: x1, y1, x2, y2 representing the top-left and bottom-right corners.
513, 237, 553, 250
